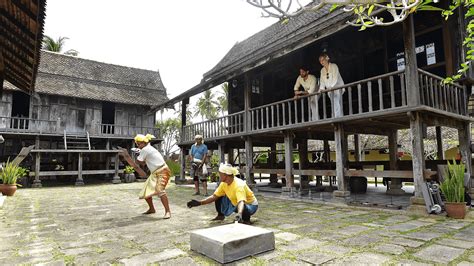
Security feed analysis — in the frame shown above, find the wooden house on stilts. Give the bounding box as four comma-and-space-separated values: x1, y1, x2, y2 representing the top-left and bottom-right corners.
1, 51, 168, 186
154, 1, 473, 211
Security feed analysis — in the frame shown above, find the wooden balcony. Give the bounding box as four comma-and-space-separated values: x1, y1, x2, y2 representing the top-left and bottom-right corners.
181, 69, 468, 144
0, 118, 160, 139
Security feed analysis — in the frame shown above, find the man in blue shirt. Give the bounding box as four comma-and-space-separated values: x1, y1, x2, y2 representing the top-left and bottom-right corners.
189, 135, 209, 195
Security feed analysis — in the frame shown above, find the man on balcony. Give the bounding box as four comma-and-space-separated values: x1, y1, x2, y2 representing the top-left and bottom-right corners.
293, 65, 318, 120
189, 135, 209, 196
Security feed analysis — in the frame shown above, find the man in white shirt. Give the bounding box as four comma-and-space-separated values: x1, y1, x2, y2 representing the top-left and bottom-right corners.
135, 134, 171, 219
294, 66, 318, 120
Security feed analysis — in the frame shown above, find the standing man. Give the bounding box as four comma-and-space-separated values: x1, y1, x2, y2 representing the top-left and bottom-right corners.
189, 135, 209, 196
135, 134, 171, 219
293, 65, 318, 120
187, 163, 258, 224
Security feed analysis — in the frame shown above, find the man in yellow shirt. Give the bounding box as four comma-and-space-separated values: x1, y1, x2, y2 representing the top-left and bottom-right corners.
187, 163, 258, 224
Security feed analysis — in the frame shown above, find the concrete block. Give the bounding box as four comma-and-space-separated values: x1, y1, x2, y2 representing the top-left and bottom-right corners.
0, 195, 5, 208
190, 223, 275, 263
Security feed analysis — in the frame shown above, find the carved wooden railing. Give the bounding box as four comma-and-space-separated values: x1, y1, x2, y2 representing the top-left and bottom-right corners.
418, 69, 467, 116
97, 123, 160, 138
181, 111, 245, 142
249, 70, 407, 130
0, 116, 59, 133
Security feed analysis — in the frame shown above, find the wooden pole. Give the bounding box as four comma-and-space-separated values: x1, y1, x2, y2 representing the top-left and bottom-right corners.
436, 126, 444, 160
354, 134, 361, 162
218, 142, 225, 163
75, 152, 84, 186
409, 112, 425, 199
245, 137, 254, 188
333, 124, 350, 197
298, 139, 309, 192
458, 122, 473, 190
269, 143, 278, 186
403, 14, 421, 107
179, 146, 186, 181
284, 131, 294, 189
112, 153, 121, 184
32, 136, 42, 188
387, 130, 404, 195
244, 74, 251, 133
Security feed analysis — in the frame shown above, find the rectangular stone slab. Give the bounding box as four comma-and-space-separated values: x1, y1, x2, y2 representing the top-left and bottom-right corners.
190, 223, 275, 263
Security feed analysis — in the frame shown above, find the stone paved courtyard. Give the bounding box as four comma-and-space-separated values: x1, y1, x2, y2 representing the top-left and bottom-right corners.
2, 182, 474, 265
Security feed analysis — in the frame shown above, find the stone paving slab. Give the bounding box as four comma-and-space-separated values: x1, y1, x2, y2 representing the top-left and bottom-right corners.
414, 244, 466, 263
1, 183, 474, 265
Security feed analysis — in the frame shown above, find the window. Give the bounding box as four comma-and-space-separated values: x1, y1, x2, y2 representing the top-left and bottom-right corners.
77, 109, 86, 129
129, 114, 136, 126
252, 79, 261, 94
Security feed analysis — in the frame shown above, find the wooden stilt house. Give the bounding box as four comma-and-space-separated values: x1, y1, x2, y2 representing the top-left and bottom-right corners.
1, 51, 168, 186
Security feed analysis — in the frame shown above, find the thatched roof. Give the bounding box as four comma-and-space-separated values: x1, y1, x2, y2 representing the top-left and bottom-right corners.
5, 51, 169, 107
1, 0, 47, 92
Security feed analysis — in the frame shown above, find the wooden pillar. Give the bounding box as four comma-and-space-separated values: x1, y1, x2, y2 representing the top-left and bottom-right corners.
75, 152, 84, 186
354, 134, 361, 162
458, 122, 473, 190
284, 131, 294, 189
409, 112, 425, 199
0, 49, 4, 95
112, 153, 121, 184
333, 124, 349, 197
244, 74, 251, 133
298, 139, 309, 191
436, 126, 444, 160
269, 143, 278, 186
227, 147, 234, 165
387, 130, 404, 195
323, 139, 330, 162
32, 137, 41, 188
179, 146, 186, 181
218, 142, 225, 163
245, 137, 254, 187
181, 99, 188, 127
403, 14, 421, 107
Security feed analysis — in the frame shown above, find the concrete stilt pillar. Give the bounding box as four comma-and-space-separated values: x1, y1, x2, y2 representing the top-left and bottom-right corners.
333, 124, 350, 197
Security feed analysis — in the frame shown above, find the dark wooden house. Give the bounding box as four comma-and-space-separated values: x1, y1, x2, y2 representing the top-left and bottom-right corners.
1, 51, 168, 186
155, 1, 473, 211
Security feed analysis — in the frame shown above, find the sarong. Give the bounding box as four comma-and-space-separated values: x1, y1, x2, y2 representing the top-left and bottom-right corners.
138, 165, 170, 199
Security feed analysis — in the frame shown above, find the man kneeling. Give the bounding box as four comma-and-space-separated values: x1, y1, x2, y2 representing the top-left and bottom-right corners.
187, 163, 258, 224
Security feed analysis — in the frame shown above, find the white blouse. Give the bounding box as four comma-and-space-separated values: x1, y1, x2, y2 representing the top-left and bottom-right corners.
319, 63, 344, 91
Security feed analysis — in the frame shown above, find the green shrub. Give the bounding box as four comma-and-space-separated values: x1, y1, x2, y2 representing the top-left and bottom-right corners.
441, 160, 465, 203
124, 165, 135, 174
166, 160, 180, 176
0, 160, 28, 185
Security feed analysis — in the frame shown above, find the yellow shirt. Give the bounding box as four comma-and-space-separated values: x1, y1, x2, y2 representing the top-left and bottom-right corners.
214, 178, 257, 206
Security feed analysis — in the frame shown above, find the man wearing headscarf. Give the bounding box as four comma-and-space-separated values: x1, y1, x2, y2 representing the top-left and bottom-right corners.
134, 134, 171, 219
187, 163, 258, 224
189, 135, 209, 195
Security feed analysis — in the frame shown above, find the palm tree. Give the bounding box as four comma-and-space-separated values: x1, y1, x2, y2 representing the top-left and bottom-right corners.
42, 35, 79, 56
174, 102, 194, 125
195, 90, 218, 120
217, 82, 229, 116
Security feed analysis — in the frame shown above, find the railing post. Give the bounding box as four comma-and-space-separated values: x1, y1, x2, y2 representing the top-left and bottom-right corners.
244, 74, 251, 133
56, 118, 61, 134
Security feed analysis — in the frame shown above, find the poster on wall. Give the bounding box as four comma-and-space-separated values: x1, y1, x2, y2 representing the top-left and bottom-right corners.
426, 43, 436, 65
397, 52, 405, 71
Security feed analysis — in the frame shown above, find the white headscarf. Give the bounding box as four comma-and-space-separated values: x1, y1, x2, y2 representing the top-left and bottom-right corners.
218, 163, 239, 176
194, 134, 204, 145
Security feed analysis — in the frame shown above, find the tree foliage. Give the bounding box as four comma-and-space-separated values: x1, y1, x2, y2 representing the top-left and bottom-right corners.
156, 118, 181, 159
195, 90, 218, 120
42, 35, 79, 56
217, 82, 229, 116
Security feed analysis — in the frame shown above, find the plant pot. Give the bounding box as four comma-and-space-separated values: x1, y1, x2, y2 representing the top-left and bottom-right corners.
0, 184, 17, 196
445, 202, 467, 219
124, 173, 136, 183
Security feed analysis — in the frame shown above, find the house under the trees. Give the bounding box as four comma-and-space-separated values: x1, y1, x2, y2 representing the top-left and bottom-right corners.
154, 0, 473, 211
1, 51, 168, 186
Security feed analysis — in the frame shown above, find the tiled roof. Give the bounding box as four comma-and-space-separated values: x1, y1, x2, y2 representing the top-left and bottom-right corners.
5, 50, 168, 107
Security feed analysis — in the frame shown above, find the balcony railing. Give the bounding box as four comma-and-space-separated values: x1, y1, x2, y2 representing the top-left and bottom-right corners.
182, 111, 245, 142
418, 69, 467, 116
0, 116, 59, 133
97, 123, 160, 138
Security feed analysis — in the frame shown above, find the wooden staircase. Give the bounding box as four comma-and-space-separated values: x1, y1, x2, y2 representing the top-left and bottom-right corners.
63, 131, 91, 150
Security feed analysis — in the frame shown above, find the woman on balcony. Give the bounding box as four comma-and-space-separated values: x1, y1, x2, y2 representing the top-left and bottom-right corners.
135, 134, 171, 219
319, 52, 345, 118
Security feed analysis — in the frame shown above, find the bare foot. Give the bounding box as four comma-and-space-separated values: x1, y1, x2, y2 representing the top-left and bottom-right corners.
143, 209, 156, 215
163, 212, 171, 219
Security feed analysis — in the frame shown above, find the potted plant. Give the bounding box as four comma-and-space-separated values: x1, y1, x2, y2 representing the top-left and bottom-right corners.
123, 165, 136, 183
0, 160, 28, 196
440, 160, 467, 219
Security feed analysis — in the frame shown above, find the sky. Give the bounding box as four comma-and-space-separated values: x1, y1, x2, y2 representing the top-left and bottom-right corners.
43, 0, 277, 102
